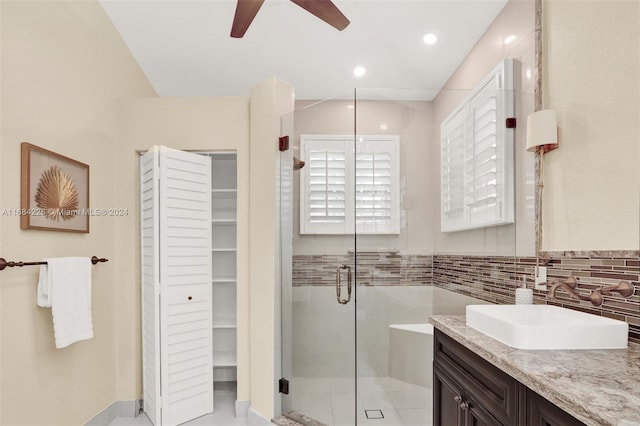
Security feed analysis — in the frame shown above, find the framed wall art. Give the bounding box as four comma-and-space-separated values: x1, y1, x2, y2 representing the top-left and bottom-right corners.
20, 142, 89, 233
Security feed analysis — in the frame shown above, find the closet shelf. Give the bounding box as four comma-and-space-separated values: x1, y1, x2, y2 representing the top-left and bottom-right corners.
213, 324, 237, 330
209, 153, 237, 383
212, 278, 237, 284
213, 351, 237, 367
213, 316, 236, 327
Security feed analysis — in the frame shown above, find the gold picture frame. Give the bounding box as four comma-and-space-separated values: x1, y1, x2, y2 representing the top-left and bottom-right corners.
20, 142, 89, 233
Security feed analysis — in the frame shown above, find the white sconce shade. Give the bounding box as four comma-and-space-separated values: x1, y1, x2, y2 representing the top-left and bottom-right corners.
526, 109, 558, 152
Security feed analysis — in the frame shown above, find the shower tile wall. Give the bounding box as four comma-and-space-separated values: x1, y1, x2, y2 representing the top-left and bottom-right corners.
292, 251, 639, 352
291, 285, 435, 378
292, 254, 433, 287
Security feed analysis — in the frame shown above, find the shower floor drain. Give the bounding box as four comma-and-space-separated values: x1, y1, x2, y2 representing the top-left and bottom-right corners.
364, 409, 384, 419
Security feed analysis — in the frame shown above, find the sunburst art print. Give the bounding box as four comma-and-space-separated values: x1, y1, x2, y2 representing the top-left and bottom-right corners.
35, 165, 79, 221
20, 142, 89, 233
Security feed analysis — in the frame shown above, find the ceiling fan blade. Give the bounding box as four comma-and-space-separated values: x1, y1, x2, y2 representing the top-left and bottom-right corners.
289, 0, 350, 31
230, 0, 266, 38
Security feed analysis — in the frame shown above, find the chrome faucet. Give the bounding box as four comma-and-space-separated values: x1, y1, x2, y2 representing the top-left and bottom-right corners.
547, 276, 635, 307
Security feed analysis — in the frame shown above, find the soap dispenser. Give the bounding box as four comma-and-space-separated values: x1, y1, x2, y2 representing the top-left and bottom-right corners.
516, 276, 534, 305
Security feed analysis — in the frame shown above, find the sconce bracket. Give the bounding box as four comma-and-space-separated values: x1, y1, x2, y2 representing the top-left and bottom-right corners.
538, 143, 558, 154
279, 136, 289, 152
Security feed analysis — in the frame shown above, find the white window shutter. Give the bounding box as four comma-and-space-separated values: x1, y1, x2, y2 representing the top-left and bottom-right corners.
355, 136, 400, 234
467, 77, 500, 227
441, 108, 467, 232
309, 150, 347, 222
300, 137, 353, 234
300, 135, 400, 235
440, 58, 515, 232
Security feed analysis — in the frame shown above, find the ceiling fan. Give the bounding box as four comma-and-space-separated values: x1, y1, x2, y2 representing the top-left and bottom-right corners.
230, 0, 350, 38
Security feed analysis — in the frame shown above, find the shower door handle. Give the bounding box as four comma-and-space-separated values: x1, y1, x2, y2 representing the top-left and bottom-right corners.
336, 264, 352, 305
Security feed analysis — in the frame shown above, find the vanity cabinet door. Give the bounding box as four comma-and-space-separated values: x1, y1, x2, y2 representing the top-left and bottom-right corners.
462, 393, 504, 426
434, 363, 503, 426
434, 363, 465, 426
434, 330, 520, 425
527, 389, 586, 426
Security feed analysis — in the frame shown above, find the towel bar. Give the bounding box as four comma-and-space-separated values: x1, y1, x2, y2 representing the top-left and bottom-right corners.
0, 256, 108, 271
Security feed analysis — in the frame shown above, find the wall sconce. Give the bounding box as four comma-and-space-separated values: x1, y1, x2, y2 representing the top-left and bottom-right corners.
526, 109, 558, 153
526, 109, 558, 289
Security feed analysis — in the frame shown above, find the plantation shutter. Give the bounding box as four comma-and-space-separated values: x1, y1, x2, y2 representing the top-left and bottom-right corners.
300, 137, 352, 234
300, 135, 400, 235
142, 146, 214, 426
440, 108, 466, 231
355, 137, 400, 234
467, 76, 502, 227
440, 58, 515, 232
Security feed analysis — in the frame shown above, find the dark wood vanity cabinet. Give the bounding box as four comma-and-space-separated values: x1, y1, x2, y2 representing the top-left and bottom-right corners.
526, 391, 586, 426
434, 329, 586, 426
434, 363, 503, 426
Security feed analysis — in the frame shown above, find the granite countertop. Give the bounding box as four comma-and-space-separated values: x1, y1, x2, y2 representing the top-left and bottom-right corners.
429, 315, 640, 426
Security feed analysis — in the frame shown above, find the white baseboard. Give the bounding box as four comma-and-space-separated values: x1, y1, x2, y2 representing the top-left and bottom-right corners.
236, 399, 250, 418
247, 406, 272, 425
84, 400, 139, 425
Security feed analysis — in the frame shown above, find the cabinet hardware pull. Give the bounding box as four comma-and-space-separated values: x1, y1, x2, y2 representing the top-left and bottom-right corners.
460, 401, 469, 410
453, 395, 462, 403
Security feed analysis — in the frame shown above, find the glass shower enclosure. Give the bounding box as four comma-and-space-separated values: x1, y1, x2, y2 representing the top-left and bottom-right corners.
279, 83, 525, 425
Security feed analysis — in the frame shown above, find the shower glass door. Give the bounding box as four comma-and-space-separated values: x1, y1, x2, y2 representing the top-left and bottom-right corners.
353, 89, 439, 426
280, 91, 359, 425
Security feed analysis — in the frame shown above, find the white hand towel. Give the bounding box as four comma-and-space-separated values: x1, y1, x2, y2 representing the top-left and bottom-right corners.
37, 257, 93, 349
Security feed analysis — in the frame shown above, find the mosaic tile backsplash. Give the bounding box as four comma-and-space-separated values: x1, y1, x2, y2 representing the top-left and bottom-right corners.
432, 251, 640, 343
293, 251, 640, 343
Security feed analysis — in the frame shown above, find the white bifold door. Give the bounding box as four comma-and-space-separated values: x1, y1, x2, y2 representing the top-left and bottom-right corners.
141, 146, 213, 426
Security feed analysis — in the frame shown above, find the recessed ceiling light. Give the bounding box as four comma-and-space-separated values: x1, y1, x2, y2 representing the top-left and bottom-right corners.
380, 124, 388, 130
353, 66, 366, 77
423, 33, 438, 45
504, 35, 517, 45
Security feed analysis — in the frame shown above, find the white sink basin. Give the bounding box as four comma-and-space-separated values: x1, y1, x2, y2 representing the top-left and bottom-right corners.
466, 304, 629, 350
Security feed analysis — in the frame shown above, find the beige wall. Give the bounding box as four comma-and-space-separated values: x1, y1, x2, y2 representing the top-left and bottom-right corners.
432, 0, 536, 256
543, 0, 640, 251
2, 1, 293, 422
114, 97, 251, 402
248, 78, 294, 419
0, 1, 156, 424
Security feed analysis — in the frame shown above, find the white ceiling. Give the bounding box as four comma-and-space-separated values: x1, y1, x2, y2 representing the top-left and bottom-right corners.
99, 0, 509, 100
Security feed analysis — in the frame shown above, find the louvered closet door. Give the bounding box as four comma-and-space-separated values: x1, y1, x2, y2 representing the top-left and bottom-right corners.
141, 146, 213, 426
141, 150, 161, 425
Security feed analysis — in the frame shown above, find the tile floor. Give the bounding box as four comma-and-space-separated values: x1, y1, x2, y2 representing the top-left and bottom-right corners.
108, 377, 432, 426
286, 376, 433, 426
108, 382, 246, 426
